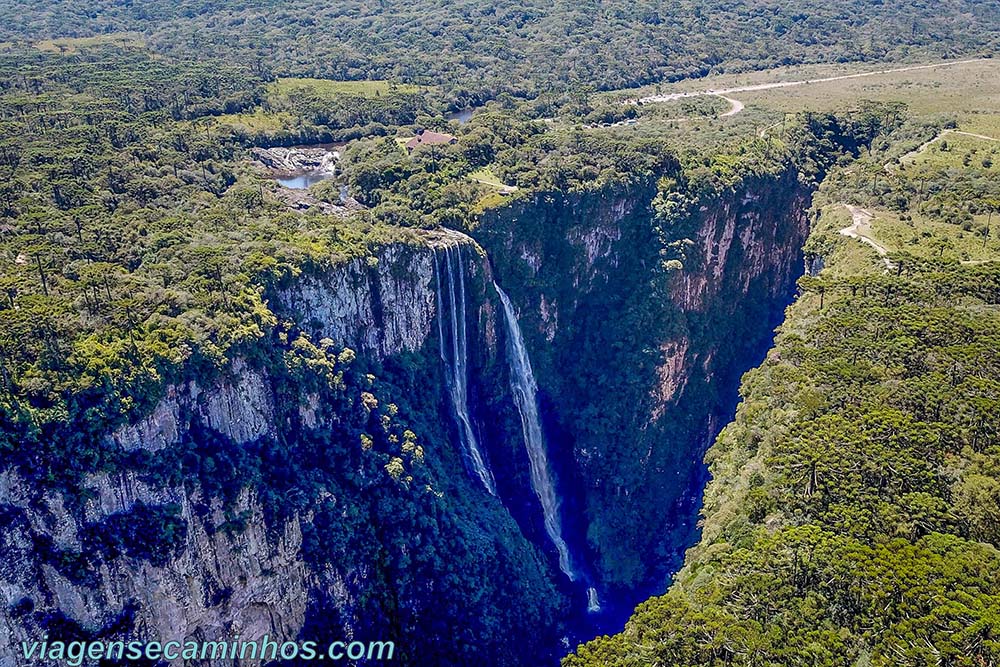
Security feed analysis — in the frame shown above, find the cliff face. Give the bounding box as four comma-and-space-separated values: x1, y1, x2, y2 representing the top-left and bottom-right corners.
0, 230, 564, 667
1, 362, 310, 663
276, 243, 437, 360
1, 169, 812, 664
473, 169, 810, 605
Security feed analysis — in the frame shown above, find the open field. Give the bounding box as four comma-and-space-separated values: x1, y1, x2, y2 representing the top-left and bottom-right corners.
870, 209, 999, 263
607, 58, 999, 113
596, 58, 1000, 153
33, 32, 145, 52
900, 130, 1000, 171
270, 78, 425, 99
735, 58, 1000, 117
466, 167, 505, 188
214, 109, 295, 133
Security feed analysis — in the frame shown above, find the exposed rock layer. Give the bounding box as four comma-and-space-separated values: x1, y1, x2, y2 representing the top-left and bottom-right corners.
1, 170, 811, 663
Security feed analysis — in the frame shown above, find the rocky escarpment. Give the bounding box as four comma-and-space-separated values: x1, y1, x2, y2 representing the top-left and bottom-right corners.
0, 230, 565, 667
278, 235, 448, 360
0, 361, 307, 664
1, 166, 815, 664
472, 167, 811, 615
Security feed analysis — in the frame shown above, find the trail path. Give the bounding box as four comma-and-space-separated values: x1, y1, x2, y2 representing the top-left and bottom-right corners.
887, 128, 1000, 172
717, 95, 744, 117
840, 204, 895, 270
632, 58, 990, 119
469, 176, 518, 193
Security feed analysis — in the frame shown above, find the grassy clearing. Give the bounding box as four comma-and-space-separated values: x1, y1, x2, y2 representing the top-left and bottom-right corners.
270, 78, 424, 99
736, 59, 1000, 117
962, 114, 1000, 138
473, 191, 511, 213
809, 204, 886, 278
869, 209, 1000, 263
901, 131, 1000, 172
467, 167, 505, 187
34, 32, 145, 52
603, 61, 893, 102
603, 60, 1000, 150
214, 109, 294, 133
812, 199, 1000, 281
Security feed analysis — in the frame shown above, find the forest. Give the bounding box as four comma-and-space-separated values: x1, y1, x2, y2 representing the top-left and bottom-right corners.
2, 1, 1000, 665
0, 0, 998, 100
565, 113, 1000, 666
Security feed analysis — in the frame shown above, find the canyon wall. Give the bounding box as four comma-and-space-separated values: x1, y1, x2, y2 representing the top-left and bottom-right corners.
473, 168, 810, 612
0, 231, 564, 667
0, 168, 811, 664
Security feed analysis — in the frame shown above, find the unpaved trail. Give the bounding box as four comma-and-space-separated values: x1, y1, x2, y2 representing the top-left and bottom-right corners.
759, 120, 783, 138
717, 95, 744, 117
840, 204, 895, 270
951, 130, 1000, 143
633, 58, 991, 117
888, 128, 1000, 171
470, 177, 518, 193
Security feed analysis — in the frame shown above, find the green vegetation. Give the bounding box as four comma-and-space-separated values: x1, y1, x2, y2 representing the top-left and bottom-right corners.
0, 47, 427, 493
566, 113, 1000, 667
33, 32, 145, 53
271, 78, 425, 99
469, 107, 900, 595
0, 0, 997, 101
3, 1, 1000, 663
0, 45, 569, 665
82, 503, 187, 567
338, 116, 679, 228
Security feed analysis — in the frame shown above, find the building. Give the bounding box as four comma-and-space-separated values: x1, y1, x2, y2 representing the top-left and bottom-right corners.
405, 130, 457, 151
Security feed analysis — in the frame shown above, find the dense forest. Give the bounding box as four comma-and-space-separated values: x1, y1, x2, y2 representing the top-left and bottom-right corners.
565, 120, 1000, 666
3, 0, 1000, 664
1, 0, 998, 99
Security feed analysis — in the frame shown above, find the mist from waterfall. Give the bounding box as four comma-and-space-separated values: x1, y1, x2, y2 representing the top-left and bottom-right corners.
586, 587, 601, 613
434, 246, 497, 495
493, 282, 575, 580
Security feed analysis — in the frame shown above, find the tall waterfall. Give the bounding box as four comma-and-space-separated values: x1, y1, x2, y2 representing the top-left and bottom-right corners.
493, 282, 575, 580
434, 246, 497, 495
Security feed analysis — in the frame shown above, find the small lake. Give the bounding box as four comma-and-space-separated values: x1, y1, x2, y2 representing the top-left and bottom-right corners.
276, 170, 332, 190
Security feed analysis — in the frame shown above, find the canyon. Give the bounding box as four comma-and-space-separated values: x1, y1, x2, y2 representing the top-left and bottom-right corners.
1, 165, 811, 666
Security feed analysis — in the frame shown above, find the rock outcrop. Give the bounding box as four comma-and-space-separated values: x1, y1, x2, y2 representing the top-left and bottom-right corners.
0, 359, 309, 667
1, 169, 812, 664
473, 169, 810, 610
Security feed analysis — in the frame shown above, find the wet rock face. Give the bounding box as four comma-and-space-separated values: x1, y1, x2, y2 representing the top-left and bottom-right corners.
472, 171, 810, 597
252, 146, 339, 175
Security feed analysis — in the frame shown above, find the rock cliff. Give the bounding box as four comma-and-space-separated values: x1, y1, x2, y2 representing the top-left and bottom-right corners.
1, 168, 812, 663
0, 229, 564, 667
472, 168, 810, 615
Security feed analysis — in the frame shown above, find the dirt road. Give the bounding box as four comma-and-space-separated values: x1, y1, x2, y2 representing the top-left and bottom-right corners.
633, 58, 991, 118
840, 204, 894, 270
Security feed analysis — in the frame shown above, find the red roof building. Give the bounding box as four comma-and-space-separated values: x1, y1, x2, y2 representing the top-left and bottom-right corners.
405, 130, 457, 151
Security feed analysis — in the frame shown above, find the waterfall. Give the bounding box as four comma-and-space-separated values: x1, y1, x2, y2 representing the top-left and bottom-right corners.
493, 282, 574, 580
434, 246, 497, 495
586, 587, 601, 613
